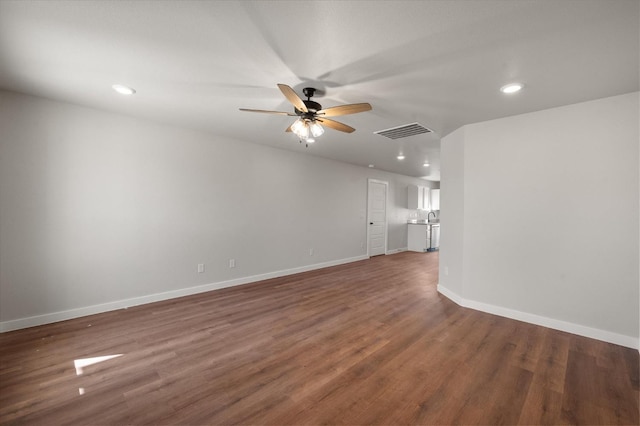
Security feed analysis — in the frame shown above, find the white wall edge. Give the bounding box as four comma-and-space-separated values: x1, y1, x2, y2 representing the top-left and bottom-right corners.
0, 255, 369, 333
437, 284, 639, 350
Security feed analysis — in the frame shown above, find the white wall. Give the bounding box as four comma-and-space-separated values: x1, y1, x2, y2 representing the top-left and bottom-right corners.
439, 92, 639, 348
0, 90, 435, 330
438, 126, 465, 296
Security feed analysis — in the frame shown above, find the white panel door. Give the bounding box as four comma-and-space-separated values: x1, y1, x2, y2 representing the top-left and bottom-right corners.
367, 180, 387, 256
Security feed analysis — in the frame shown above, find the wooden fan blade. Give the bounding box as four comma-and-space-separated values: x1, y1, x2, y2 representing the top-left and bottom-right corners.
317, 118, 355, 133
277, 84, 307, 113
317, 103, 372, 117
285, 124, 293, 132
239, 108, 296, 116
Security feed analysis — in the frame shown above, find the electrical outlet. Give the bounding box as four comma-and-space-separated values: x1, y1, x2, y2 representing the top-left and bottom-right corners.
197, 263, 205, 273
229, 259, 235, 268
309, 248, 314, 256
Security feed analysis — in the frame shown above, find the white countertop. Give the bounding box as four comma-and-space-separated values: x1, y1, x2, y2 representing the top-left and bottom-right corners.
407, 220, 440, 226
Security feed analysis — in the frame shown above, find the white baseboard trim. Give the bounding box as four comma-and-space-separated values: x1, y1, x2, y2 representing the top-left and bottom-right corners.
437, 284, 639, 350
386, 247, 407, 255
436, 284, 464, 306
0, 255, 369, 333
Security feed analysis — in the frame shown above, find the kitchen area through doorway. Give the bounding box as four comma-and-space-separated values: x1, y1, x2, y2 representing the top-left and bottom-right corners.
407, 184, 440, 253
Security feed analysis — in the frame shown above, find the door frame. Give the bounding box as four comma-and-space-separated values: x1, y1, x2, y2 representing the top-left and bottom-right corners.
366, 178, 389, 257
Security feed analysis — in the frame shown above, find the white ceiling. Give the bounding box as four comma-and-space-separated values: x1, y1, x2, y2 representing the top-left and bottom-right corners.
0, 0, 638, 180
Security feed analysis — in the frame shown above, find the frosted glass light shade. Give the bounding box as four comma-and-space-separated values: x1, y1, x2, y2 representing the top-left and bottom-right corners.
309, 121, 324, 137
291, 118, 305, 135
291, 119, 310, 139
297, 123, 310, 139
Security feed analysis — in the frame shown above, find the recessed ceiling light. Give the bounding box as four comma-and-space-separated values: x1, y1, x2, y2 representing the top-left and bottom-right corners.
423, 162, 430, 167
500, 83, 523, 94
112, 84, 136, 95
368, 164, 374, 168
397, 155, 405, 160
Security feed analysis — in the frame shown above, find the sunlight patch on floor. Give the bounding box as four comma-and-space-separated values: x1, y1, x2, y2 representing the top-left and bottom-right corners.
73, 354, 123, 376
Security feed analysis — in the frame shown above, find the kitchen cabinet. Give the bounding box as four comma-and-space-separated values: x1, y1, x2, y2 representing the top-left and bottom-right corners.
430, 189, 440, 210
407, 223, 440, 252
407, 223, 428, 252
407, 185, 431, 210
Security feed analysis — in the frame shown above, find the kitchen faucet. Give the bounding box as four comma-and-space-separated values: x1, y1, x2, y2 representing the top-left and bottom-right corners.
428, 211, 436, 222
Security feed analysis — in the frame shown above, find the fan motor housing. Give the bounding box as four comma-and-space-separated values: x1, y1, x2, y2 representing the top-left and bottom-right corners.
295, 99, 322, 116
294, 87, 322, 116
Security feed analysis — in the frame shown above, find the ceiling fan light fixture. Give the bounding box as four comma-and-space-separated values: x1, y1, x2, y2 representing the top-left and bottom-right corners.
241, 84, 372, 142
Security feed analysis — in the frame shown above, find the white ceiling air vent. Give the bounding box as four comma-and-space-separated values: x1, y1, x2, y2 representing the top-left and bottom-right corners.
374, 122, 433, 139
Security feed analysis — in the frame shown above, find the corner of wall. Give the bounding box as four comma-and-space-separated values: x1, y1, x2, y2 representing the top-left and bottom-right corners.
437, 284, 639, 350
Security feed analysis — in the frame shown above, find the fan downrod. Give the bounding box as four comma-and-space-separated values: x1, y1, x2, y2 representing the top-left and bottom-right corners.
302, 87, 316, 99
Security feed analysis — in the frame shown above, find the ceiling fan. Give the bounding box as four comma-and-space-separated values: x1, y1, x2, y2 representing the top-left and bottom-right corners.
240, 84, 372, 145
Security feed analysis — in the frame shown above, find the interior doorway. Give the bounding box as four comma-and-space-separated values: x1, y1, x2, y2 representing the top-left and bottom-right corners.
367, 179, 388, 257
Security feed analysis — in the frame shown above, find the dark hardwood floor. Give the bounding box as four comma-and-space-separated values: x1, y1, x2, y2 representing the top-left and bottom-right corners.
1, 252, 638, 425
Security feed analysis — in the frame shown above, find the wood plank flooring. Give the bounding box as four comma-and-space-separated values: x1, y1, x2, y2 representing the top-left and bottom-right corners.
1, 252, 638, 425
